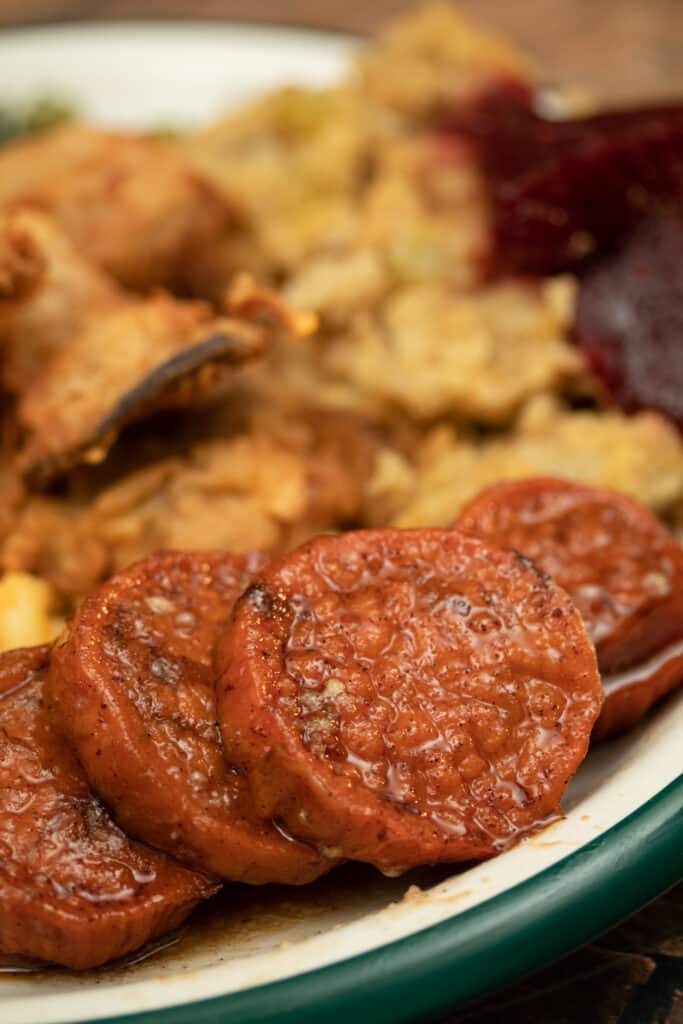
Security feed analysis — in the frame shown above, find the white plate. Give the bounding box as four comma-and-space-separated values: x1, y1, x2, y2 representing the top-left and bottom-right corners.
0, 21, 355, 130
0, 22, 681, 1024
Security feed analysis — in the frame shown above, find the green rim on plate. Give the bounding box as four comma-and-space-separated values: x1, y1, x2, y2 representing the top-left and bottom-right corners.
83, 773, 683, 1024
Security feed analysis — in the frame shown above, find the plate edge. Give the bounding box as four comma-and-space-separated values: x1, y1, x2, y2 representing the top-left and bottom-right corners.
68, 773, 683, 1024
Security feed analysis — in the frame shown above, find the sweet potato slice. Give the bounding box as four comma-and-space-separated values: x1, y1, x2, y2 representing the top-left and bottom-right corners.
0, 645, 215, 970
49, 551, 331, 884
217, 528, 602, 874
457, 477, 683, 739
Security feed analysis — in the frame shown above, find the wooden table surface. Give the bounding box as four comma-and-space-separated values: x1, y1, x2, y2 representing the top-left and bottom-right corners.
2, 0, 683, 103
1, 2, 682, 1021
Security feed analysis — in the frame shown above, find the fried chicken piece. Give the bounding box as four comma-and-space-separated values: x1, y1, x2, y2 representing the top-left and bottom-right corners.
83, 408, 378, 574
1, 406, 384, 605
16, 288, 283, 486
0, 209, 123, 393
392, 396, 683, 527
1, 493, 106, 602
0, 124, 237, 293
0, 457, 23, 549
0, 213, 45, 305
0, 217, 291, 487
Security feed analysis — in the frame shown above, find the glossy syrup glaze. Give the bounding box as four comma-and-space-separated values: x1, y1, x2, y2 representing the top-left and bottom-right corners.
0, 645, 214, 970
595, 637, 683, 740
457, 478, 683, 737
218, 528, 602, 874
48, 551, 329, 885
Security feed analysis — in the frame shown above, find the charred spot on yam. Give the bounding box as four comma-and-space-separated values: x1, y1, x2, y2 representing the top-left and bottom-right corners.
240, 582, 276, 617
16, 296, 281, 488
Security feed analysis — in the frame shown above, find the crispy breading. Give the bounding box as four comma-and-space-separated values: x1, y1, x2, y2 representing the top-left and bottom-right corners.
16, 293, 277, 485
1, 493, 106, 601
0, 219, 287, 483
393, 397, 683, 527
0, 458, 23, 549
0, 214, 45, 304
85, 408, 378, 569
0, 124, 237, 293
1, 407, 384, 604
0, 209, 123, 393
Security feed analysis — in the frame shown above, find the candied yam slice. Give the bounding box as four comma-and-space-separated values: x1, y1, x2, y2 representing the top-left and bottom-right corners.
49, 551, 330, 885
445, 79, 683, 274
0, 646, 215, 970
457, 478, 683, 739
217, 528, 602, 875
573, 209, 683, 428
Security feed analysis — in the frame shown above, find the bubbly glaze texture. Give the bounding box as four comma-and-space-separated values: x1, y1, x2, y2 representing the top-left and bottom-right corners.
217, 528, 601, 874
457, 478, 683, 738
49, 551, 329, 884
0, 645, 214, 970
